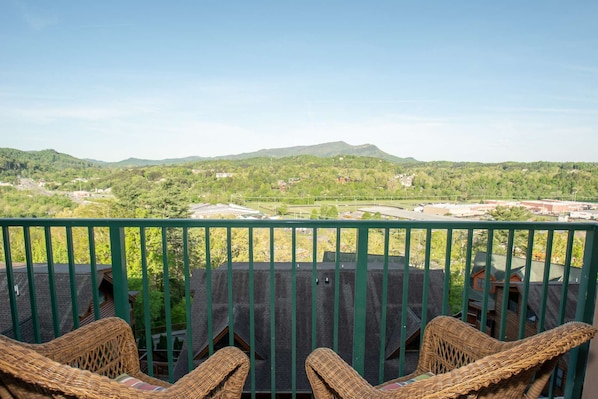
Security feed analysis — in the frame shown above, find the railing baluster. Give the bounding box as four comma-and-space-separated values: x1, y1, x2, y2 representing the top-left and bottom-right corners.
273, 228, 286, 397
538, 230, 555, 332
558, 230, 575, 324
498, 229, 515, 341
204, 227, 213, 356
352, 227, 369, 376
378, 228, 390, 384
480, 229, 494, 332
227, 227, 234, 346
269, 227, 276, 399
183, 227, 194, 373
161, 227, 174, 383
333, 227, 341, 352
460, 228, 474, 323
23, 226, 41, 342
311, 227, 318, 352
421, 228, 432, 332
249, 226, 257, 399
519, 230, 535, 339
87, 227, 100, 321
66, 226, 79, 330
109, 225, 129, 322
140, 227, 154, 377
399, 227, 411, 376
442, 228, 453, 316
44, 226, 60, 337
2, 226, 20, 340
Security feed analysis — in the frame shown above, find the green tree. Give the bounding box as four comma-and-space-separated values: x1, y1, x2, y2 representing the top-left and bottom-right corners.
489, 206, 532, 221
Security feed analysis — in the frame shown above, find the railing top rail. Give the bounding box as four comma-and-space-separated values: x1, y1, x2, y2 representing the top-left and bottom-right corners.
1, 218, 597, 231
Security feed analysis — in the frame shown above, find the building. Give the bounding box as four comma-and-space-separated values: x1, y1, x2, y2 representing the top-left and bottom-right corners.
189, 203, 262, 219
520, 200, 584, 214
174, 261, 445, 394
0, 263, 136, 343
467, 251, 581, 332
493, 282, 586, 397
422, 203, 495, 218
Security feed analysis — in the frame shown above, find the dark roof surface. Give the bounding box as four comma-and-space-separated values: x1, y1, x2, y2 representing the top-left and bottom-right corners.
174, 261, 445, 392
496, 281, 583, 331
0, 263, 111, 342
472, 252, 582, 283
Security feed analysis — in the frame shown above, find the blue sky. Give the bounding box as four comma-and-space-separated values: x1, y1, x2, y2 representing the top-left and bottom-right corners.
1, 1, 597, 162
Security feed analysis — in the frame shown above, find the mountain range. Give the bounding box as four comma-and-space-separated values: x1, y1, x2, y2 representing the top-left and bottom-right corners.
88, 141, 417, 166
0, 142, 417, 172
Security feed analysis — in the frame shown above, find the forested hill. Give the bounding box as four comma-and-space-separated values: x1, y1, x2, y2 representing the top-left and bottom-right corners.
88, 141, 416, 167
0, 148, 98, 176
1, 147, 597, 213
221, 141, 416, 163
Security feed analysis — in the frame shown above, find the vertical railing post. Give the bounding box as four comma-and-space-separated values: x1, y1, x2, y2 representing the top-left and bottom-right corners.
161, 228, 174, 383
66, 226, 80, 330
399, 228, 411, 376
480, 229, 494, 333
352, 227, 369, 375
569, 228, 598, 399
109, 225, 130, 323
183, 227, 194, 373
460, 229, 474, 323
44, 226, 61, 338
23, 226, 41, 342
140, 227, 154, 376
268, 227, 276, 399
291, 228, 297, 399
2, 226, 20, 340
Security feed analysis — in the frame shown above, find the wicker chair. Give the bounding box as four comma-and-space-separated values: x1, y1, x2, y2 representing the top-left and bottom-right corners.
0, 317, 249, 399
305, 316, 596, 399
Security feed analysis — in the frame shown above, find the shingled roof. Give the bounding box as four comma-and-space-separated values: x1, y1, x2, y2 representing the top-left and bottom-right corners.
174, 261, 445, 393
471, 251, 582, 283
499, 281, 582, 331
0, 263, 112, 342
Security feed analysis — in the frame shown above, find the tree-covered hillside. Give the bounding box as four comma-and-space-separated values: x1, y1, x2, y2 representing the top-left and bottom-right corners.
0, 148, 100, 183
99, 157, 597, 207
0, 147, 597, 219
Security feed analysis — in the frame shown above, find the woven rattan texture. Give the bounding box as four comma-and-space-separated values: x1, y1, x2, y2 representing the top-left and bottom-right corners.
0, 317, 249, 398
305, 316, 596, 399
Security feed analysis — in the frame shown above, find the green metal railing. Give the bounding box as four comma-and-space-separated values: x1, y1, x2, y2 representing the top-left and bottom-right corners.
1, 218, 597, 398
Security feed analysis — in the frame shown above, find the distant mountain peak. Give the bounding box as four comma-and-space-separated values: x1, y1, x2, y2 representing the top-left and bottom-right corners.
1, 142, 417, 168
220, 141, 414, 164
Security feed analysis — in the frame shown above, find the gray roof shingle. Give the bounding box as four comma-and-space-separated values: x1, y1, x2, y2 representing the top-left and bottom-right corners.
174, 261, 445, 392
0, 263, 111, 342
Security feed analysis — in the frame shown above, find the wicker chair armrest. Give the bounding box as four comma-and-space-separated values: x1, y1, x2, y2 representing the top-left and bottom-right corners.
31, 317, 142, 376
305, 348, 381, 399
306, 320, 596, 399
304, 348, 488, 399
401, 322, 596, 399
160, 346, 250, 398
417, 316, 513, 374
1, 341, 248, 398
388, 321, 596, 399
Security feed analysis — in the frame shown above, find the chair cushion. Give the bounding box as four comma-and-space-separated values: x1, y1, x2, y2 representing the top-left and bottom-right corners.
380, 372, 435, 390
114, 374, 166, 391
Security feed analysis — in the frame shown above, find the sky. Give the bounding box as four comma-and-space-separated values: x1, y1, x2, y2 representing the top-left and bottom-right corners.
1, 1, 597, 163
